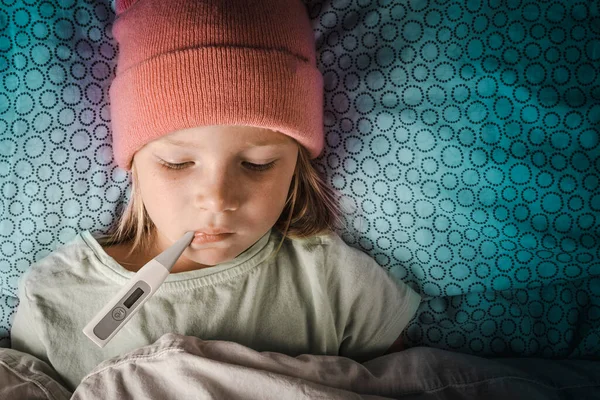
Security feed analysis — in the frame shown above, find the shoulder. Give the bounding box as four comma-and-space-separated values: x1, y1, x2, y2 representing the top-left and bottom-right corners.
283, 230, 378, 276
284, 229, 348, 258
19, 231, 96, 296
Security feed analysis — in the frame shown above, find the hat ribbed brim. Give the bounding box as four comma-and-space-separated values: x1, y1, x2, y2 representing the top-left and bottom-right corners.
109, 46, 324, 170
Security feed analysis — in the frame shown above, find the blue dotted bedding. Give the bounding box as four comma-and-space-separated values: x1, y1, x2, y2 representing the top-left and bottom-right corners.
0, 0, 598, 358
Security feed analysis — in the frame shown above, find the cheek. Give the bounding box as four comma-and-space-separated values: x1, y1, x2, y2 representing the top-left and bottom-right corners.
137, 172, 181, 218
251, 182, 285, 208
250, 173, 294, 212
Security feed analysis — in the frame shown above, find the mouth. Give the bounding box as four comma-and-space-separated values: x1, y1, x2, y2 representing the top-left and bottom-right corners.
194, 228, 233, 236
192, 230, 234, 244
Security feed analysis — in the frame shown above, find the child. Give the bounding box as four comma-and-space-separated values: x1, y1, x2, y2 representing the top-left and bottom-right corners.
10, 0, 421, 392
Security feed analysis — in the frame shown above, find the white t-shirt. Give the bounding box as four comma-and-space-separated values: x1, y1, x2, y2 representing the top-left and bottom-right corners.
11, 228, 421, 391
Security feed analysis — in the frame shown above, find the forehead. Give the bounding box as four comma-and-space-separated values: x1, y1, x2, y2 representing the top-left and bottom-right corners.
156, 125, 292, 148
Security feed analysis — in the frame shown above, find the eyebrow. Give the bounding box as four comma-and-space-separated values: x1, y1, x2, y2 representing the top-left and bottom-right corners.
162, 138, 287, 148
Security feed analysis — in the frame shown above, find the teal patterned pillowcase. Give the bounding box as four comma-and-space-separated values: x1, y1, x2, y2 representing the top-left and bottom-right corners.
306, 0, 599, 358
0, 0, 598, 358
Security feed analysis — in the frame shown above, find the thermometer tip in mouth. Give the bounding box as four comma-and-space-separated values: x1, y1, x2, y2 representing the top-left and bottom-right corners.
153, 231, 195, 272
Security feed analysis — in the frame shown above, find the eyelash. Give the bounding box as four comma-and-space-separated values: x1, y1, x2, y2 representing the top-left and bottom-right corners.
158, 160, 277, 172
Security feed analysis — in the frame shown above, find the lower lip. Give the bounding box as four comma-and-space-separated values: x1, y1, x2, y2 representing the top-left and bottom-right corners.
192, 233, 233, 244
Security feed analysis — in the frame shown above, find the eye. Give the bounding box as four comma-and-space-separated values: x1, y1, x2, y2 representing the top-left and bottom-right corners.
243, 161, 277, 172
158, 159, 277, 172
158, 160, 190, 170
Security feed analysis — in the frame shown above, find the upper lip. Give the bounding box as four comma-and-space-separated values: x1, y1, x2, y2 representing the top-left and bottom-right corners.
194, 229, 232, 235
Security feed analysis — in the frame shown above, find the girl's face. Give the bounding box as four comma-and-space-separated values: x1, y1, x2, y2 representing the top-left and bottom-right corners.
133, 125, 298, 271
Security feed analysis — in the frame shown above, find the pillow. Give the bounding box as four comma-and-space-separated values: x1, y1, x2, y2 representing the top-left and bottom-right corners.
0, 0, 125, 347
306, 0, 599, 358
1, 0, 599, 359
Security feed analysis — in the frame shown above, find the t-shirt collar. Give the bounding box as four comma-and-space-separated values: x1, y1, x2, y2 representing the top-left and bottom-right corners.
85, 228, 274, 283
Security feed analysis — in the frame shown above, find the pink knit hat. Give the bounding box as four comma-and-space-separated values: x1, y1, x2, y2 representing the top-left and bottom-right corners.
109, 0, 324, 171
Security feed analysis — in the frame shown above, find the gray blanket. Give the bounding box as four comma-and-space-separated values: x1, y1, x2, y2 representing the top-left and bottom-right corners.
2, 333, 599, 399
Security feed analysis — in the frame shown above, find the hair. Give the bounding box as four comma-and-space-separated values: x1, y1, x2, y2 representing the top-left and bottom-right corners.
99, 142, 345, 263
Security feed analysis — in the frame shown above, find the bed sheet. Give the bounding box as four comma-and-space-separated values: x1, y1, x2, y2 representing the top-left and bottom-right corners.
3, 333, 599, 399
0, 0, 598, 358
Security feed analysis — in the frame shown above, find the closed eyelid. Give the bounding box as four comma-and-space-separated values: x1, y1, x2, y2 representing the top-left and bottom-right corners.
157, 158, 277, 172
153, 154, 277, 164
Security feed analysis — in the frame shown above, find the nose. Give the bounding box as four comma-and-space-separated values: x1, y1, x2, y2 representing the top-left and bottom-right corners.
194, 167, 240, 213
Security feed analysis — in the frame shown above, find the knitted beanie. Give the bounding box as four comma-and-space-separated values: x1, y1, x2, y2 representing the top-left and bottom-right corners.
109, 0, 324, 171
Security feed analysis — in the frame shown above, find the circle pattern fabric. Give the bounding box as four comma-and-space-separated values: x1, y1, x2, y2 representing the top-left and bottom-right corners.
0, 0, 599, 358
305, 0, 600, 359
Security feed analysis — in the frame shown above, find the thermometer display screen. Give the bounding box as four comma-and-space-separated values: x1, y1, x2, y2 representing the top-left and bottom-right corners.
124, 288, 144, 308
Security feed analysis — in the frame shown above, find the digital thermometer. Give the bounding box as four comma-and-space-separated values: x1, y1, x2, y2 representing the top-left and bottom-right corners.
83, 231, 195, 348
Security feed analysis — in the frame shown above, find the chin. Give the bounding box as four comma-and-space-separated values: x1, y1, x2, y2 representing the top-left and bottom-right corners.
184, 248, 232, 265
